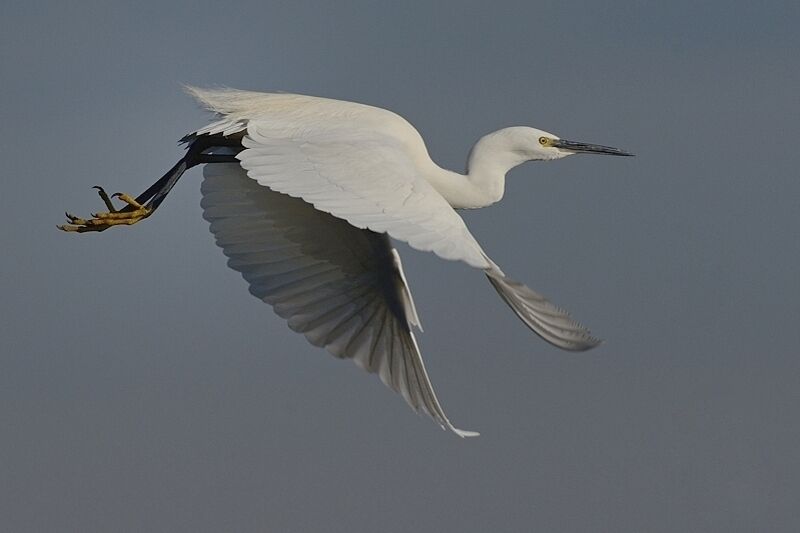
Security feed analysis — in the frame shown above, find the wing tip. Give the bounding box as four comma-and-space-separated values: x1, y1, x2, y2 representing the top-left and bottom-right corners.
484, 268, 605, 352
452, 428, 481, 438
562, 334, 604, 352
573, 336, 604, 352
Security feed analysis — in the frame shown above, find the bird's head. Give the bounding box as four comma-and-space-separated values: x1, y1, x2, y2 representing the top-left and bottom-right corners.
491, 126, 633, 162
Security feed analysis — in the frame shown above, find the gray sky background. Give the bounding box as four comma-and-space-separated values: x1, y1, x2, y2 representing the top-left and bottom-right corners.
2, 1, 799, 531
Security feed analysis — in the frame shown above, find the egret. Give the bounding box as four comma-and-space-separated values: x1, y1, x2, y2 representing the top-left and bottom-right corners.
59, 88, 632, 436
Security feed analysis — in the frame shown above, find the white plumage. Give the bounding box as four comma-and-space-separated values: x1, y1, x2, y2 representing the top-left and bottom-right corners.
62, 87, 631, 436
181, 88, 631, 436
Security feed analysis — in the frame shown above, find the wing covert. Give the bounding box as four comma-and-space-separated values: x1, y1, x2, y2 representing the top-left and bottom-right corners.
236, 122, 490, 270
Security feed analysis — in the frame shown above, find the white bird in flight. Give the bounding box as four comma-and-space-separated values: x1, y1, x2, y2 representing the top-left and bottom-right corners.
60, 87, 632, 437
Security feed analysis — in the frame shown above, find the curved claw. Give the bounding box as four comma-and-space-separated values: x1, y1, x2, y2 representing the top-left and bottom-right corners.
92, 186, 117, 212
59, 187, 151, 232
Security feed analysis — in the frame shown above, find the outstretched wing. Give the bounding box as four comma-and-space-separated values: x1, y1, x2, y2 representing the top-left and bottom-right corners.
236, 126, 601, 351
189, 88, 601, 352
186, 87, 489, 270
201, 162, 477, 437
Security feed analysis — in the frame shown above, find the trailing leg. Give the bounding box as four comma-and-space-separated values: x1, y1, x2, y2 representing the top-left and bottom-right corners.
58, 135, 242, 233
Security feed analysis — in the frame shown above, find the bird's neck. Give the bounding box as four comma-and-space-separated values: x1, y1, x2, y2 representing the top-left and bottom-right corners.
425, 131, 530, 209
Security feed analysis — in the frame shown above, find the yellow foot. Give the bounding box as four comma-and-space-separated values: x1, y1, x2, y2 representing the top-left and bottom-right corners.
58, 187, 152, 233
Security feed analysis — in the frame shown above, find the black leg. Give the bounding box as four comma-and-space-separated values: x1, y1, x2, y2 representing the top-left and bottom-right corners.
122, 136, 243, 213
144, 152, 240, 211
59, 134, 244, 232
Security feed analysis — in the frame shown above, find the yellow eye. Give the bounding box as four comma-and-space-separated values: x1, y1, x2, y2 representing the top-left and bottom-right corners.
539, 136, 549, 146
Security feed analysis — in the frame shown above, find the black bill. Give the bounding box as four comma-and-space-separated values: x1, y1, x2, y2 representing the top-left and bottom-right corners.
553, 139, 634, 156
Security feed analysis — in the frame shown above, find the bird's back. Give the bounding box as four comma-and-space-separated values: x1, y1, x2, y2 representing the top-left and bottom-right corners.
185, 87, 427, 153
